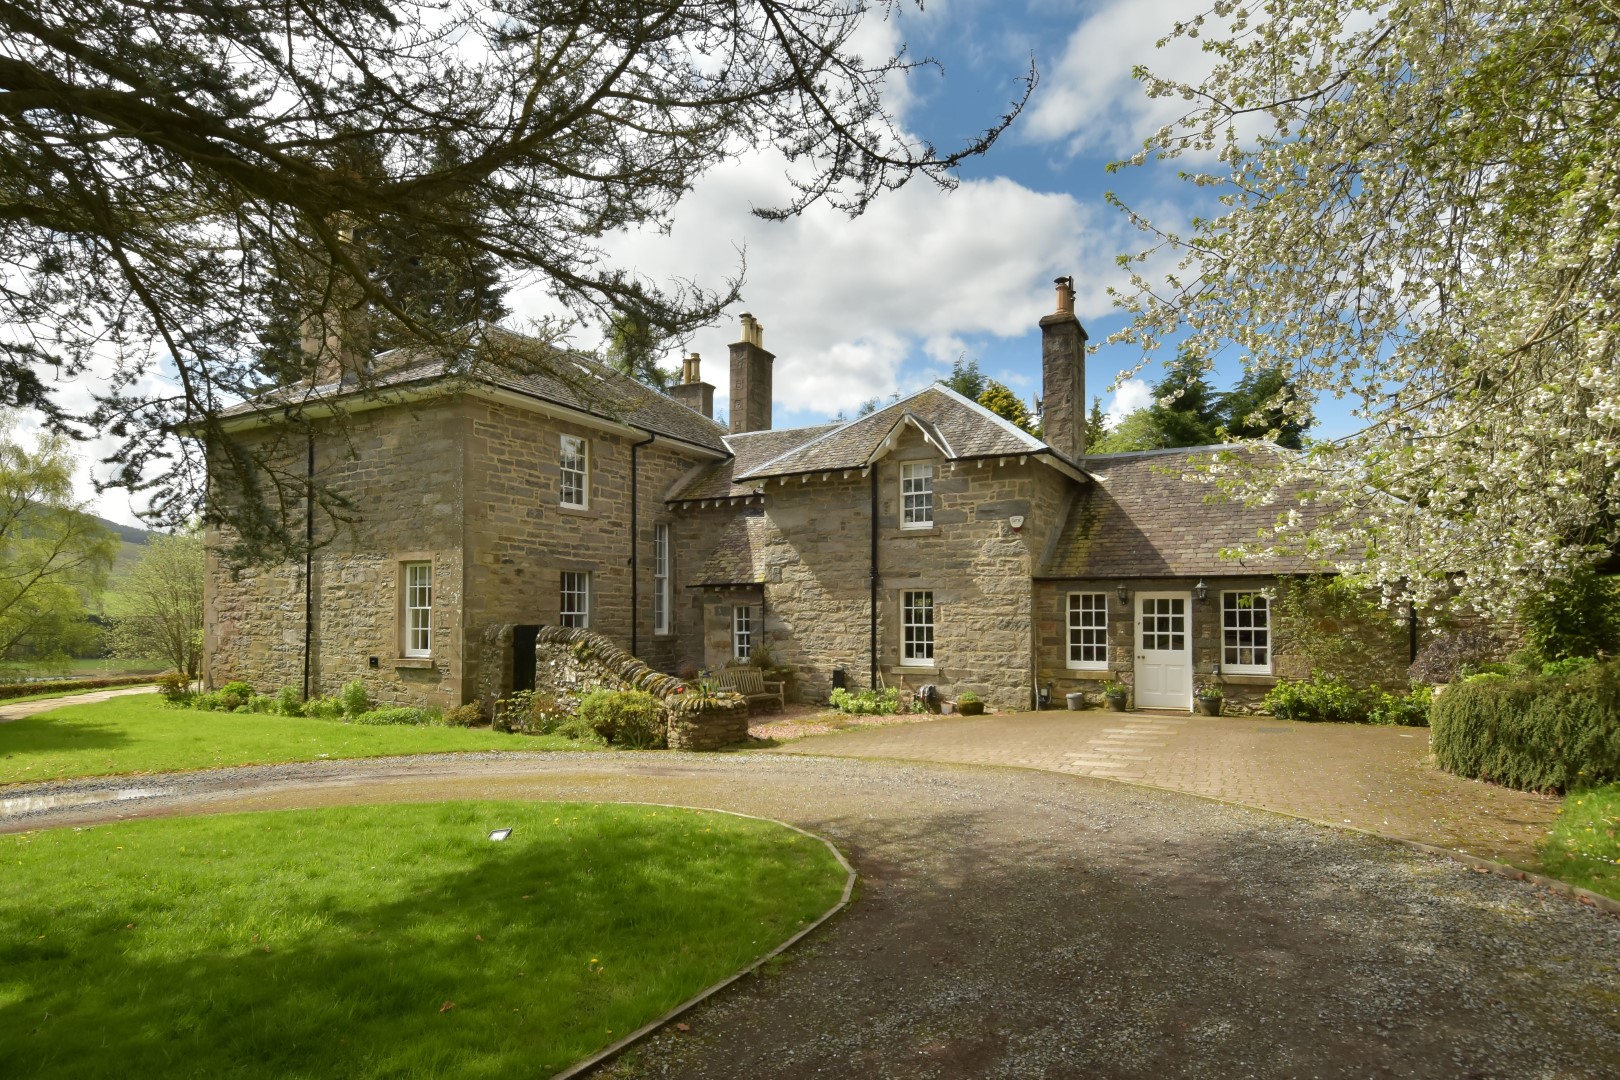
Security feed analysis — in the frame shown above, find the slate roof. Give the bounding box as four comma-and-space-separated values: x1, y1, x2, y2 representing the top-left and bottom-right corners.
670, 423, 843, 502
692, 511, 771, 586
1039, 445, 1329, 579
734, 384, 1057, 482
220, 325, 731, 454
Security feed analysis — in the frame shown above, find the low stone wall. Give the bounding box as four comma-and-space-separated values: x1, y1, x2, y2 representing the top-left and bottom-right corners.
525, 626, 746, 751
667, 699, 750, 750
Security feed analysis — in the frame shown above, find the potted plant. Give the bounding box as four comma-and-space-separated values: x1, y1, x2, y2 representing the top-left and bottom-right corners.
1102, 682, 1128, 711
955, 690, 985, 716
1194, 679, 1223, 716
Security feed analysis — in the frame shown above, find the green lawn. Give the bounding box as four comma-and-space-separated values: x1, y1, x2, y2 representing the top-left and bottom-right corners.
0, 697, 578, 785
1540, 783, 1620, 901
0, 801, 848, 1078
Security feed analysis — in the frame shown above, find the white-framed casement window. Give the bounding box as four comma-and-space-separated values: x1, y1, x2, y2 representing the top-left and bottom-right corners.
560, 571, 590, 628
652, 524, 672, 635
733, 604, 755, 662
403, 561, 432, 657
900, 462, 934, 529
1067, 592, 1108, 670
1222, 590, 1271, 674
559, 435, 588, 508
901, 590, 935, 665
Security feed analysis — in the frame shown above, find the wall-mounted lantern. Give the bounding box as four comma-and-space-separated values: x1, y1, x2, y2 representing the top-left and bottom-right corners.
1193, 579, 1209, 602
1116, 583, 1130, 604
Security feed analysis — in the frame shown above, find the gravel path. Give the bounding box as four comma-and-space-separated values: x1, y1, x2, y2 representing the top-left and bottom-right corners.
4, 751, 1617, 1079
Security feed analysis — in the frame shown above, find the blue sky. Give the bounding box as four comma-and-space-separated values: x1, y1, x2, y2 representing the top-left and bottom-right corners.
506, 0, 1271, 436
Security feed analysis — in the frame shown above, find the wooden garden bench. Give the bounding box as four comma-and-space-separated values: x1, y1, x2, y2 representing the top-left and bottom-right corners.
710, 665, 786, 712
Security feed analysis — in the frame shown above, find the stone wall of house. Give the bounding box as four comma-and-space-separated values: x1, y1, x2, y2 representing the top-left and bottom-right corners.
205, 399, 468, 708
457, 400, 717, 688
737, 428, 1075, 711
1034, 576, 1416, 714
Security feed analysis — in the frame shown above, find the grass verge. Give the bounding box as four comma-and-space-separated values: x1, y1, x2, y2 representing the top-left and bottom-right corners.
0, 801, 847, 1078
0, 697, 579, 785
1539, 783, 1620, 901
0, 683, 156, 708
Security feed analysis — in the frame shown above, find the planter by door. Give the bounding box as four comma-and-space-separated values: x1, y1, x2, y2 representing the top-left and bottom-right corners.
1104, 695, 1127, 712
1196, 697, 1221, 716
958, 701, 985, 716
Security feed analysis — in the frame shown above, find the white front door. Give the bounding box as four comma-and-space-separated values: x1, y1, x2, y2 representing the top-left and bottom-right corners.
1135, 592, 1192, 710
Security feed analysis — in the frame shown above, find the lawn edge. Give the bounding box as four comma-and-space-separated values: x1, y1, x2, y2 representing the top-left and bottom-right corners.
551, 803, 857, 1080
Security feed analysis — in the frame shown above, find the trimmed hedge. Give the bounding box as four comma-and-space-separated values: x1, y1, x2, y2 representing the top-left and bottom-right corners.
1430, 661, 1620, 792
0, 674, 159, 701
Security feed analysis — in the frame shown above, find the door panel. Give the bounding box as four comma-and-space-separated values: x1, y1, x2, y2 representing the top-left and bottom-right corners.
1136, 593, 1192, 710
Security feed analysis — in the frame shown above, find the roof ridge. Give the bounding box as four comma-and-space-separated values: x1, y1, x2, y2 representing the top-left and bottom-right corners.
929, 383, 1048, 452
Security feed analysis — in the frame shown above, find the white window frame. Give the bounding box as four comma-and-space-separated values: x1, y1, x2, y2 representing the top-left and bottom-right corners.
733, 604, 755, 663
653, 524, 671, 636
1221, 590, 1271, 675
559, 435, 588, 509
403, 561, 432, 658
560, 571, 590, 628
1066, 592, 1109, 670
901, 590, 935, 666
900, 462, 934, 530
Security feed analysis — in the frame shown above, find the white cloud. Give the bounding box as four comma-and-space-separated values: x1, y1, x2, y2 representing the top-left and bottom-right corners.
1105, 377, 1152, 428
510, 148, 1104, 420
1024, 0, 1220, 158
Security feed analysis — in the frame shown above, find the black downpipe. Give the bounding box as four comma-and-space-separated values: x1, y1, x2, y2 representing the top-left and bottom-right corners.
302, 432, 315, 701
629, 431, 657, 657
869, 467, 879, 690
1408, 602, 1419, 664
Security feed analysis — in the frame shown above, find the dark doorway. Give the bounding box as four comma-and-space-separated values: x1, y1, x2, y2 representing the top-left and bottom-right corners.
513, 625, 540, 693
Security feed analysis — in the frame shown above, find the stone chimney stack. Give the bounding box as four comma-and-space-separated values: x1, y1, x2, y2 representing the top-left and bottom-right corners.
1039, 276, 1088, 459
728, 312, 775, 433
668, 351, 715, 419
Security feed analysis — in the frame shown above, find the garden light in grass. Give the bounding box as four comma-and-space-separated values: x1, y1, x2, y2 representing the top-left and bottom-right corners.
488, 828, 513, 842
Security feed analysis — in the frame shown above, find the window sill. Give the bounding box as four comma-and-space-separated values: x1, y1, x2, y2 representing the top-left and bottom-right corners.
557, 504, 596, 518
898, 525, 938, 536
1065, 665, 1111, 676
896, 662, 937, 672
1219, 672, 1275, 685
393, 657, 435, 669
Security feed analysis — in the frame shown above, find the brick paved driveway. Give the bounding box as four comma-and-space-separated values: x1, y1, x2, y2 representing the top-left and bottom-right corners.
769, 709, 1560, 867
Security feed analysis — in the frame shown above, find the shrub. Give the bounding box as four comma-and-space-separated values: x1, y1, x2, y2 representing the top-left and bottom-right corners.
1431, 659, 1620, 792
1520, 565, 1620, 663
245, 694, 277, 714
339, 680, 371, 717
577, 689, 667, 749
302, 696, 344, 720
1409, 625, 1508, 685
956, 690, 981, 703
216, 681, 254, 711
155, 670, 192, 703
1367, 683, 1432, 727
1541, 657, 1597, 679
350, 706, 432, 726
442, 703, 483, 727
829, 687, 903, 715
1101, 682, 1127, 699
1262, 672, 1368, 723
274, 686, 304, 716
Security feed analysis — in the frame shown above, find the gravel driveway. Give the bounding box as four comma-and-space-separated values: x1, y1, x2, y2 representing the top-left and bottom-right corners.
4, 751, 1617, 1079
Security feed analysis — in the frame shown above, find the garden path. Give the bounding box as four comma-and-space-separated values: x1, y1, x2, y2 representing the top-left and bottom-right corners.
2, 752, 1615, 1079
770, 710, 1561, 868
0, 685, 157, 724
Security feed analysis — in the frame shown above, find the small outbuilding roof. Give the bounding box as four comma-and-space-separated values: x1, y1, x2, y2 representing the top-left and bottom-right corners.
691, 511, 771, 586
1039, 445, 1331, 579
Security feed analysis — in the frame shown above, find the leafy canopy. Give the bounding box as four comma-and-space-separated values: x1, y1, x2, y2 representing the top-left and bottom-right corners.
0, 415, 117, 661
0, 0, 1031, 560
107, 527, 205, 678
1110, 0, 1620, 617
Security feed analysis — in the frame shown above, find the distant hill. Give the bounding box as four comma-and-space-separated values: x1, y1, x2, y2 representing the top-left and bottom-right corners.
94, 515, 152, 546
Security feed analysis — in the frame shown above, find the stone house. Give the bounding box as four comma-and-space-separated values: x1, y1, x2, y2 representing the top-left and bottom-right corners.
205, 278, 1411, 714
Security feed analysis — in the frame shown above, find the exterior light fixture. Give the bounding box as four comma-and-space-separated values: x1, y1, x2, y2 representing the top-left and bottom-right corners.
1193, 579, 1209, 602
1116, 584, 1130, 604
488, 828, 513, 842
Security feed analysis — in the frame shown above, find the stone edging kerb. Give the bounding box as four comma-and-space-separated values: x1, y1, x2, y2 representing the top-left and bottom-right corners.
550, 802, 858, 1080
